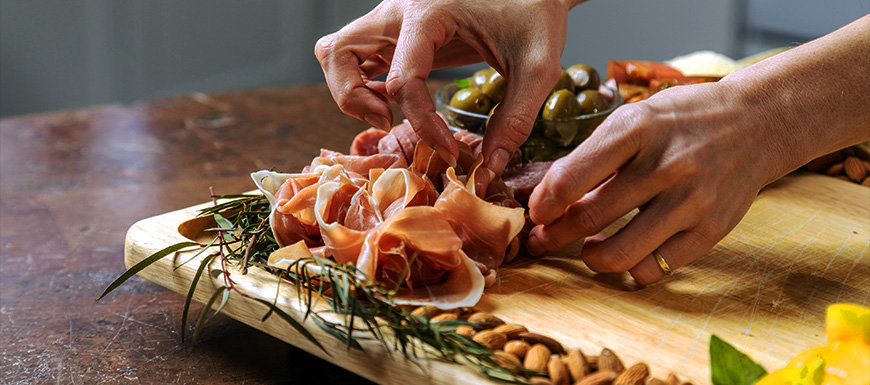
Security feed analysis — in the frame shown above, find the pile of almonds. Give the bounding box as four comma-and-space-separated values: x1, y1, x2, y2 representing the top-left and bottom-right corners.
411, 306, 694, 385
803, 144, 870, 186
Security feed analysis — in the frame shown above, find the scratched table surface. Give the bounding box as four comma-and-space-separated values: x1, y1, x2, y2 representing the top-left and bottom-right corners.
0, 85, 388, 384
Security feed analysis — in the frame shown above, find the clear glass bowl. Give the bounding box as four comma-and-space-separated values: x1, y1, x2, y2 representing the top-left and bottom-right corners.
434, 83, 623, 162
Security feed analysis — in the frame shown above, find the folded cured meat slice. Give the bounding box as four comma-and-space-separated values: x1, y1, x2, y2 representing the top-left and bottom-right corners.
313, 181, 376, 265
251, 170, 317, 248
350, 128, 388, 156
370, 168, 438, 219
377, 120, 418, 164
435, 167, 525, 274
313, 153, 407, 177
353, 206, 484, 308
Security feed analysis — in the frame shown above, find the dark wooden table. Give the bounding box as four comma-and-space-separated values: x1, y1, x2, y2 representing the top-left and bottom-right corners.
0, 84, 423, 384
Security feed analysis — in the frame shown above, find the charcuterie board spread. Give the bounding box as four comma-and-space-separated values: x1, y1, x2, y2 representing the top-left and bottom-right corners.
125, 169, 870, 385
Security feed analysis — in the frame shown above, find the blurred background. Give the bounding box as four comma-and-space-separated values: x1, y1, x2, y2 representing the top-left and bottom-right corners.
1, 0, 867, 117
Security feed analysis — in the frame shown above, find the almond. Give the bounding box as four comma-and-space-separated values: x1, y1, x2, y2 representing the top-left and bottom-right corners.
529, 377, 554, 385
665, 372, 680, 385
519, 332, 565, 354
648, 378, 667, 385
493, 323, 528, 339
862, 176, 870, 187
467, 311, 505, 329
615, 363, 649, 385
587, 355, 600, 371
804, 151, 844, 171
845, 156, 867, 182
430, 313, 458, 322
504, 340, 531, 359
472, 330, 507, 350
577, 370, 617, 385
599, 348, 625, 373
410, 305, 443, 319
854, 145, 870, 160
455, 325, 475, 338
565, 349, 590, 381
548, 354, 570, 385
524, 343, 551, 373
825, 162, 844, 175
491, 350, 522, 374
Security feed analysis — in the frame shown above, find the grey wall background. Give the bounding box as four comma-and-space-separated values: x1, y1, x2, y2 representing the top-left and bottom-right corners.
1, 0, 867, 117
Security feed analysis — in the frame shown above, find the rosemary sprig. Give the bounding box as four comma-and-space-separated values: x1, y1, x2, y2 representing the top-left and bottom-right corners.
100, 191, 533, 384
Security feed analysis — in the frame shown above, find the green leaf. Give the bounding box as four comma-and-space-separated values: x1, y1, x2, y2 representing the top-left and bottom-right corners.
213, 213, 236, 241
312, 315, 363, 350
193, 286, 227, 341
215, 287, 230, 315
710, 335, 767, 385
181, 254, 218, 342
173, 237, 217, 271
253, 298, 329, 355
454, 78, 471, 89
98, 241, 201, 300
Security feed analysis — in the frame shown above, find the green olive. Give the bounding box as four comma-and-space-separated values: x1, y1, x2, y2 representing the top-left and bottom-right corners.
566, 64, 601, 91
541, 89, 581, 120
488, 102, 500, 116
481, 71, 507, 104
449, 88, 492, 115
551, 70, 575, 94
576, 90, 609, 114
471, 68, 495, 89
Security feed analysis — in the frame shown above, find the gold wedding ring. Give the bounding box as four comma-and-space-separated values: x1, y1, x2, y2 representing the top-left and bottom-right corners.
654, 249, 673, 276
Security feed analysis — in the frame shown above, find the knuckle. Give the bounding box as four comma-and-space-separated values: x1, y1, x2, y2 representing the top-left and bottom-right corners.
565, 203, 602, 235
335, 92, 355, 114
687, 223, 721, 247
598, 244, 636, 272
314, 33, 339, 61
661, 154, 702, 182
544, 160, 582, 201
629, 268, 659, 286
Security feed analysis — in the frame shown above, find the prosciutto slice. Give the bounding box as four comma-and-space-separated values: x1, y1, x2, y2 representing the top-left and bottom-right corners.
250, 122, 535, 308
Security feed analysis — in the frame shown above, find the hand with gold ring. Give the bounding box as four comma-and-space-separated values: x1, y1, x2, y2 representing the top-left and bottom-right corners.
525, 15, 870, 284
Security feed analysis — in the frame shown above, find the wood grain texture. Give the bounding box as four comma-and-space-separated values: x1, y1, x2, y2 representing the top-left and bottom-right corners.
125, 173, 870, 385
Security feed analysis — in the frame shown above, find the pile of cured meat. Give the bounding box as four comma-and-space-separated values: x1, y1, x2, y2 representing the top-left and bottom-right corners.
252, 121, 551, 308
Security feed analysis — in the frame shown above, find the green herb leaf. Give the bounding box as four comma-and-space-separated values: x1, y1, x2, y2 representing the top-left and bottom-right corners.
710, 335, 767, 385
312, 315, 363, 350
98, 241, 201, 300
454, 78, 471, 89
254, 297, 329, 355
193, 286, 227, 341
181, 253, 218, 342
213, 213, 236, 241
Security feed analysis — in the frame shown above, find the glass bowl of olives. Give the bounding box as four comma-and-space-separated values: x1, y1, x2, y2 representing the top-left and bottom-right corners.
435, 64, 622, 162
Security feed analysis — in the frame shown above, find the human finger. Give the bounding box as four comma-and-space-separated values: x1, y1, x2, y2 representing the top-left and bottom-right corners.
579, 190, 698, 274
528, 105, 646, 226
626, 229, 718, 285
481, 58, 561, 175
315, 31, 394, 131
385, 17, 458, 164
526, 163, 667, 256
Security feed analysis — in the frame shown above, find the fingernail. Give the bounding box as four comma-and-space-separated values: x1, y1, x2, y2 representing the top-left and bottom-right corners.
433, 144, 457, 167
487, 148, 511, 175
364, 113, 391, 131
526, 234, 545, 257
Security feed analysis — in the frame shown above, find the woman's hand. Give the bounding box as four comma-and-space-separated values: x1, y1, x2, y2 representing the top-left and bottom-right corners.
527, 82, 776, 284
526, 15, 870, 284
314, 0, 578, 174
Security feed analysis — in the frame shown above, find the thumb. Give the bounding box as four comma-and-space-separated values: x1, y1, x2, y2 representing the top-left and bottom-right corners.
481, 61, 561, 175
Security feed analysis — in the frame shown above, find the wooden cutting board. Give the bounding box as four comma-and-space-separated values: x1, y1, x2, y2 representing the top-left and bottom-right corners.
124, 173, 870, 385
